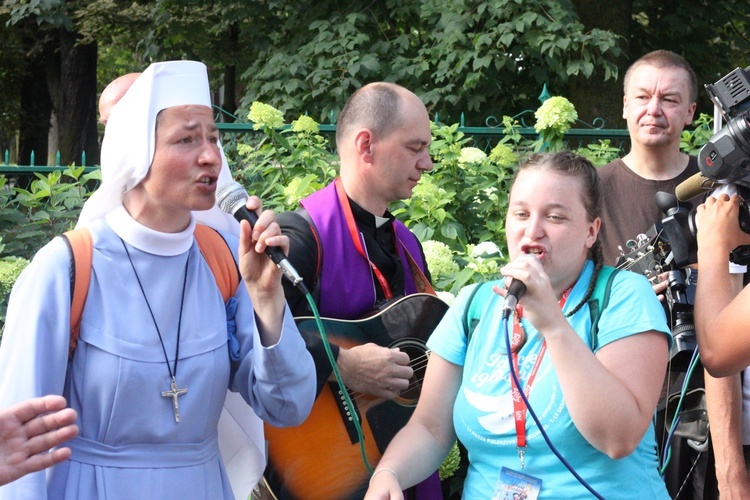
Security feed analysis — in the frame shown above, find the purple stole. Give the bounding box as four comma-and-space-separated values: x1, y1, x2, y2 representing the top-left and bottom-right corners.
300, 181, 427, 319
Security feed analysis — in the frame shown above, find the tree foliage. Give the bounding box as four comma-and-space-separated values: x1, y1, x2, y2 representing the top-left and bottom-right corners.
0, 0, 749, 163
239, 0, 622, 125
1, 0, 99, 165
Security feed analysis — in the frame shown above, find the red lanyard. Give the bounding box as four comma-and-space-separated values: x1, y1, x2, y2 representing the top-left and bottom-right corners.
510, 287, 571, 468
335, 178, 394, 300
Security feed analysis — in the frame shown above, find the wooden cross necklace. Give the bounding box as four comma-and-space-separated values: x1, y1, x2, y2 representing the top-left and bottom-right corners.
121, 238, 189, 423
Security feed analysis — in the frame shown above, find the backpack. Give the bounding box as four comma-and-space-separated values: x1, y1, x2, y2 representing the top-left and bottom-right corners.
61, 224, 241, 360
462, 266, 620, 350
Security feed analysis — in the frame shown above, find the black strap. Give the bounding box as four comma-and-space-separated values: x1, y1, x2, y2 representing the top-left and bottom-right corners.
293, 207, 323, 303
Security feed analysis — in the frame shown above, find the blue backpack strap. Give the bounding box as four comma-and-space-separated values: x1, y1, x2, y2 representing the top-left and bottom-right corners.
462, 281, 495, 343
587, 265, 619, 350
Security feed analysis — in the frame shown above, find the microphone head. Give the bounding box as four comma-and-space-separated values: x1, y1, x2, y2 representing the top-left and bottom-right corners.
216, 181, 248, 215
675, 173, 715, 202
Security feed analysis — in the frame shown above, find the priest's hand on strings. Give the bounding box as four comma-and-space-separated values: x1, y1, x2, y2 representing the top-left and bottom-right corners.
336, 344, 413, 400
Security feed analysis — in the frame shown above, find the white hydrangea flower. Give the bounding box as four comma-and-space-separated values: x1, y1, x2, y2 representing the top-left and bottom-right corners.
291, 115, 319, 134
422, 240, 459, 279
458, 147, 487, 165
436, 291, 456, 306
248, 101, 284, 130
534, 96, 578, 134
471, 241, 502, 258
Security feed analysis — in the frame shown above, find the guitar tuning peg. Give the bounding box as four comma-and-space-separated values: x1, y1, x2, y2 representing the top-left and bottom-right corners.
626, 239, 637, 249
618, 245, 625, 256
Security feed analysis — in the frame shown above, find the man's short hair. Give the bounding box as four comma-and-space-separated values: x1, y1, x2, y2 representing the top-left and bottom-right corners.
624, 50, 698, 104
335, 83, 405, 149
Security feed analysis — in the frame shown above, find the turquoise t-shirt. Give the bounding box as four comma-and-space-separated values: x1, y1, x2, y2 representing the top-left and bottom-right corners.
427, 261, 671, 499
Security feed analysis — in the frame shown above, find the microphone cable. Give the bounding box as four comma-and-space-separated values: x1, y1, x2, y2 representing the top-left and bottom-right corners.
302, 290, 374, 474
658, 347, 701, 476
502, 315, 605, 499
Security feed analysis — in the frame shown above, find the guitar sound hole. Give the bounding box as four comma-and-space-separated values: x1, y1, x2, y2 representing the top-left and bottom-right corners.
391, 338, 428, 407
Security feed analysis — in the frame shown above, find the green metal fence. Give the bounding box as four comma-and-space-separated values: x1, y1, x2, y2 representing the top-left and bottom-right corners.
0, 116, 631, 176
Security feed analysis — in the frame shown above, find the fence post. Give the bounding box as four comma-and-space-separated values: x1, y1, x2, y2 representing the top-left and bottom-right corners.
538, 83, 551, 103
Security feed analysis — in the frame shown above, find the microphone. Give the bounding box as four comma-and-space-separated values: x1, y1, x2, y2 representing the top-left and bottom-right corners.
675, 172, 718, 202
501, 279, 527, 318
216, 181, 307, 293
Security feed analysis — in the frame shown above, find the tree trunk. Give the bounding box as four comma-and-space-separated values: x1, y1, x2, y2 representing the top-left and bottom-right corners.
222, 64, 237, 123
220, 22, 239, 123
569, 0, 633, 130
18, 45, 52, 166
57, 28, 99, 166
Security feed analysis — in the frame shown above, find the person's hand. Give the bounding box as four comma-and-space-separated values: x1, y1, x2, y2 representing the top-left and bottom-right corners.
364, 468, 404, 500
238, 196, 289, 297
717, 474, 750, 500
697, 194, 750, 259
496, 254, 562, 332
336, 344, 413, 400
650, 271, 669, 301
0, 395, 78, 486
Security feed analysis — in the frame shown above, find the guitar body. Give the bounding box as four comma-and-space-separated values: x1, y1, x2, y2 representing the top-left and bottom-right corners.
263, 293, 449, 499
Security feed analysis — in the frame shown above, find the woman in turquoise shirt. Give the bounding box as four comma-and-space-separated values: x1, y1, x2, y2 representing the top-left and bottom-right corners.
366, 152, 672, 499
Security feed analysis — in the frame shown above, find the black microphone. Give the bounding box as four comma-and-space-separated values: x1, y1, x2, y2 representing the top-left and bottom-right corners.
216, 181, 307, 293
502, 279, 527, 318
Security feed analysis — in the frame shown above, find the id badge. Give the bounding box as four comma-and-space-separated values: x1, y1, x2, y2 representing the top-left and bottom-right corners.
491, 467, 542, 500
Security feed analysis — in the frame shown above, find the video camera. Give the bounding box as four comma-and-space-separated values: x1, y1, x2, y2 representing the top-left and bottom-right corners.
698, 67, 750, 185
661, 66, 750, 269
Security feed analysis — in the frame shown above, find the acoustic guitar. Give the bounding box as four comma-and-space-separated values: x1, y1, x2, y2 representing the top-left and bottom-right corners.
262, 293, 449, 499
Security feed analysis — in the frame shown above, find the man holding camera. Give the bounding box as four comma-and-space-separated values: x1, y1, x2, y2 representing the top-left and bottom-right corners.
598, 50, 748, 498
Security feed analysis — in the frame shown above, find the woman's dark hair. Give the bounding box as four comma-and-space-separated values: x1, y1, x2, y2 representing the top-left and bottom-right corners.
510, 151, 604, 315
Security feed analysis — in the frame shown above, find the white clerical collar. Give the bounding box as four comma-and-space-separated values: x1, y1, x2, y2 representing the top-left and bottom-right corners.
374, 215, 390, 228
107, 203, 195, 256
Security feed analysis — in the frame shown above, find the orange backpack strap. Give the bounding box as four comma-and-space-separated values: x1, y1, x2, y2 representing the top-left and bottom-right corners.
61, 228, 93, 360
194, 224, 241, 302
